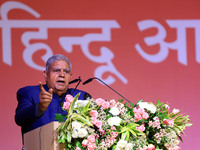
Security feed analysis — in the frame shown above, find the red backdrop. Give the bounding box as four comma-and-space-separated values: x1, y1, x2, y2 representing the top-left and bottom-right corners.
0, 0, 199, 149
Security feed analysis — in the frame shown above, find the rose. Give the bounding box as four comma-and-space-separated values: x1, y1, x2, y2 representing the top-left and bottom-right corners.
82, 139, 88, 147
65, 94, 74, 103
87, 142, 96, 150
95, 98, 105, 105
136, 124, 145, 132
91, 117, 97, 125
142, 112, 149, 119
101, 101, 110, 109
107, 116, 122, 126
95, 120, 103, 128
90, 110, 98, 118
109, 107, 120, 116
87, 134, 95, 143
134, 113, 142, 121
63, 101, 70, 110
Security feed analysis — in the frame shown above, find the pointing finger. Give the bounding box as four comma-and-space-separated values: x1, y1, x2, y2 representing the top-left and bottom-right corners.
48, 88, 53, 94
39, 82, 45, 92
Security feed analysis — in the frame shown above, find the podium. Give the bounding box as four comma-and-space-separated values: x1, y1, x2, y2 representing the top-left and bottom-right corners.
24, 122, 65, 150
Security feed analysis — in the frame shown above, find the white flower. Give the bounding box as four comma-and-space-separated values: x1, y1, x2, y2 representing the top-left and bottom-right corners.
116, 139, 127, 148
72, 121, 82, 129
74, 100, 89, 108
107, 116, 122, 126
172, 108, 180, 114
71, 129, 79, 138
109, 107, 120, 116
172, 139, 180, 146
125, 143, 134, 150
138, 102, 156, 113
78, 128, 88, 138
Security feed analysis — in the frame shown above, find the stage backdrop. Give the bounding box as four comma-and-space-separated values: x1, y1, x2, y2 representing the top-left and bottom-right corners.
0, 0, 199, 149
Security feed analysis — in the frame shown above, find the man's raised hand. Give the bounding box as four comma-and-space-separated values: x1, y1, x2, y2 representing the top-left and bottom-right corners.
39, 82, 53, 111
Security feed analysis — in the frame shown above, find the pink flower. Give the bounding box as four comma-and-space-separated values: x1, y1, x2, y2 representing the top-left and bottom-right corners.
90, 110, 98, 118
98, 128, 105, 135
163, 119, 174, 126
87, 142, 96, 150
136, 124, 146, 132
101, 101, 110, 109
169, 146, 181, 150
147, 144, 155, 150
65, 94, 74, 103
134, 113, 142, 121
87, 135, 95, 143
165, 104, 170, 110
109, 99, 116, 107
75, 147, 81, 150
111, 126, 116, 130
96, 98, 105, 106
82, 139, 88, 147
110, 131, 118, 140
95, 120, 103, 128
91, 117, 97, 125
142, 112, 149, 119
63, 101, 70, 110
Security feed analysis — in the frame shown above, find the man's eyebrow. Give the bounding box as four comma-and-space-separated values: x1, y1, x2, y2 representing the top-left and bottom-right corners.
52, 67, 70, 70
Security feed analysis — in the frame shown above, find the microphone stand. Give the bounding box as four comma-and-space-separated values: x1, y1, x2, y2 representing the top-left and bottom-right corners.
83, 77, 131, 103
71, 76, 82, 95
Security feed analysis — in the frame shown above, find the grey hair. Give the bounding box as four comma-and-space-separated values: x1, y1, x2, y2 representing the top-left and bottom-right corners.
46, 54, 72, 72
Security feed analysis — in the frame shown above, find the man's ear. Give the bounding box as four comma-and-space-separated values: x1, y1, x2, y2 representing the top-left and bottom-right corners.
43, 70, 47, 80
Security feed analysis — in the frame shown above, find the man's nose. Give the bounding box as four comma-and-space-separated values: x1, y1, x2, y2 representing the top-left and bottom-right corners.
59, 70, 65, 77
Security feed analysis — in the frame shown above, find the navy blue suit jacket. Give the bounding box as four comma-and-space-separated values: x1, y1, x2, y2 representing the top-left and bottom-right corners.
15, 85, 91, 135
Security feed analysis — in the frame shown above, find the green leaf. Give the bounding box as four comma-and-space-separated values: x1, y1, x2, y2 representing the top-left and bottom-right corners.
67, 130, 72, 142
136, 100, 143, 105
76, 141, 82, 148
71, 114, 93, 126
68, 93, 80, 114
126, 123, 139, 129
55, 113, 64, 122
185, 123, 193, 127
129, 129, 137, 137
130, 102, 134, 107
119, 99, 124, 103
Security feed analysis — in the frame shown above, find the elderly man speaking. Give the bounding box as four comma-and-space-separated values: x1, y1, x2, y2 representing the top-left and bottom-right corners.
15, 54, 91, 138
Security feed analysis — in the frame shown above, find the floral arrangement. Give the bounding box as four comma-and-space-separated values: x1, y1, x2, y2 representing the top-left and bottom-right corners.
55, 93, 192, 150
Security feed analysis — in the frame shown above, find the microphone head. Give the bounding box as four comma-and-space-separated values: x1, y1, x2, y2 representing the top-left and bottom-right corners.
69, 79, 79, 84
83, 78, 94, 85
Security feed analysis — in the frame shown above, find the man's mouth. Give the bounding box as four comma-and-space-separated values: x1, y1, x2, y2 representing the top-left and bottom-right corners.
57, 80, 65, 84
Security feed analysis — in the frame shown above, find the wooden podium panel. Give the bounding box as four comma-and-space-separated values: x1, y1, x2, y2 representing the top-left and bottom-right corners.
24, 122, 65, 150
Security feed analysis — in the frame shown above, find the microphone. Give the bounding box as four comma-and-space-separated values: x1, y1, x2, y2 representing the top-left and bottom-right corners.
83, 77, 131, 103
69, 78, 81, 84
